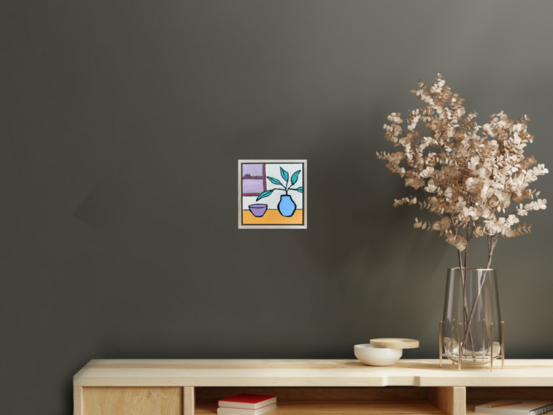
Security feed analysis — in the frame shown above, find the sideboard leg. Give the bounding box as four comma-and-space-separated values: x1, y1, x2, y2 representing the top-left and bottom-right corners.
74, 387, 83, 415
427, 386, 466, 415
184, 387, 195, 415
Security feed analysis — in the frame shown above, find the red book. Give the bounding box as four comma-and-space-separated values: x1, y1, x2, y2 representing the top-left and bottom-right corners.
218, 394, 277, 410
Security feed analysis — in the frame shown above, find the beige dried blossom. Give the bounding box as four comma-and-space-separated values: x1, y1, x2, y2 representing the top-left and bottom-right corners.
377, 74, 548, 268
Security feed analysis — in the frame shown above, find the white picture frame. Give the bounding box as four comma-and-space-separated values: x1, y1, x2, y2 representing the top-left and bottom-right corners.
238, 159, 307, 229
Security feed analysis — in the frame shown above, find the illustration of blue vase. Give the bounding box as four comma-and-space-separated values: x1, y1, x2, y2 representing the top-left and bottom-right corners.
278, 195, 296, 217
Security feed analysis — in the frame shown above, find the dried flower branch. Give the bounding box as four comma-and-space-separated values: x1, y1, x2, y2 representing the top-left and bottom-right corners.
378, 74, 548, 269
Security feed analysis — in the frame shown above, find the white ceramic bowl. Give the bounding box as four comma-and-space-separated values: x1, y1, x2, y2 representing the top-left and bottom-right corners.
354, 344, 403, 366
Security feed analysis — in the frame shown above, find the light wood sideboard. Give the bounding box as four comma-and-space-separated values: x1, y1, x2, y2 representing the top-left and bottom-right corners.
73, 359, 553, 415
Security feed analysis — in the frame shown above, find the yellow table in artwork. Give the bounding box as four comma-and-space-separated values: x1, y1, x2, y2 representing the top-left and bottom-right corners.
242, 209, 304, 225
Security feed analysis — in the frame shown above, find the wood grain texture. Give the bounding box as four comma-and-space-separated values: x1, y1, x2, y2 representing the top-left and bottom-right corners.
196, 402, 443, 414
427, 387, 466, 415
183, 387, 195, 415
196, 387, 426, 403
466, 387, 553, 404
73, 387, 83, 415
73, 359, 553, 387
466, 403, 480, 415
82, 387, 182, 415
370, 339, 419, 349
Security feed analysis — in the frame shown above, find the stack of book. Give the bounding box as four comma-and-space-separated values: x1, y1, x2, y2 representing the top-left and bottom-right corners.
475, 400, 553, 415
217, 394, 277, 415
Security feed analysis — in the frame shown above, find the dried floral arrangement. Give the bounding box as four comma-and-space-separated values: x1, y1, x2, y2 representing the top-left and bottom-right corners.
378, 74, 548, 270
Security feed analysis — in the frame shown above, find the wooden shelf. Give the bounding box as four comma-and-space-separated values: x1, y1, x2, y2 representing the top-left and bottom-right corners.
196, 401, 444, 414
72, 359, 553, 415
194, 386, 452, 415
73, 359, 553, 387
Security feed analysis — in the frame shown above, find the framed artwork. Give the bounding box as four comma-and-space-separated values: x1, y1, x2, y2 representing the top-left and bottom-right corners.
238, 160, 307, 229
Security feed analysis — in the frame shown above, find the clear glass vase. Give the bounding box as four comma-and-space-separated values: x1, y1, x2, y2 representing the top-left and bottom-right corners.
441, 268, 503, 366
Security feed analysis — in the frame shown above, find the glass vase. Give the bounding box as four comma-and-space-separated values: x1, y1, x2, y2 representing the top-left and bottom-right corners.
441, 268, 503, 366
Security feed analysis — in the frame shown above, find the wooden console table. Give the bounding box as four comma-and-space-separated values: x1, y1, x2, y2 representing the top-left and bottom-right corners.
73, 359, 553, 415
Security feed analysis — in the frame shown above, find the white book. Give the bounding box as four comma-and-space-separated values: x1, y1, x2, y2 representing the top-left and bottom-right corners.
217, 403, 277, 415
475, 400, 553, 415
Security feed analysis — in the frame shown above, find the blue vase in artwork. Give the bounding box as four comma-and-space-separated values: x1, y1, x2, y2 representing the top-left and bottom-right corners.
278, 195, 296, 217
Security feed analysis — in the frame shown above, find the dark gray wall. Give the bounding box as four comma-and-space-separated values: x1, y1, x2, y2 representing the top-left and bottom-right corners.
2, 1, 553, 413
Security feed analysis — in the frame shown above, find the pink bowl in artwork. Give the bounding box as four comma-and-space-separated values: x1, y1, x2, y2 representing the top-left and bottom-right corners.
249, 204, 268, 217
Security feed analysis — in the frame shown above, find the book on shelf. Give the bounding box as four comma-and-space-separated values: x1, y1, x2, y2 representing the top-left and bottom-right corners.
475, 400, 553, 415
217, 394, 277, 415
216, 403, 277, 415
218, 394, 277, 410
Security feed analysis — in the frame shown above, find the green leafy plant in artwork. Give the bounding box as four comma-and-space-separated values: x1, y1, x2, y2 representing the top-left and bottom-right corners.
256, 167, 303, 201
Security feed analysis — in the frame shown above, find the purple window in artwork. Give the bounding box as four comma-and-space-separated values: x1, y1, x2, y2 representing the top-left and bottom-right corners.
243, 179, 264, 194
242, 163, 266, 196
242, 164, 264, 177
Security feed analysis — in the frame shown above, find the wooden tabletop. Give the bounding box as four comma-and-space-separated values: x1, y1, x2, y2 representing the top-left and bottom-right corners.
73, 359, 553, 387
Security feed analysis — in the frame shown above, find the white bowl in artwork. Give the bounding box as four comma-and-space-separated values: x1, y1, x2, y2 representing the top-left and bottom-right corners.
354, 344, 403, 366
